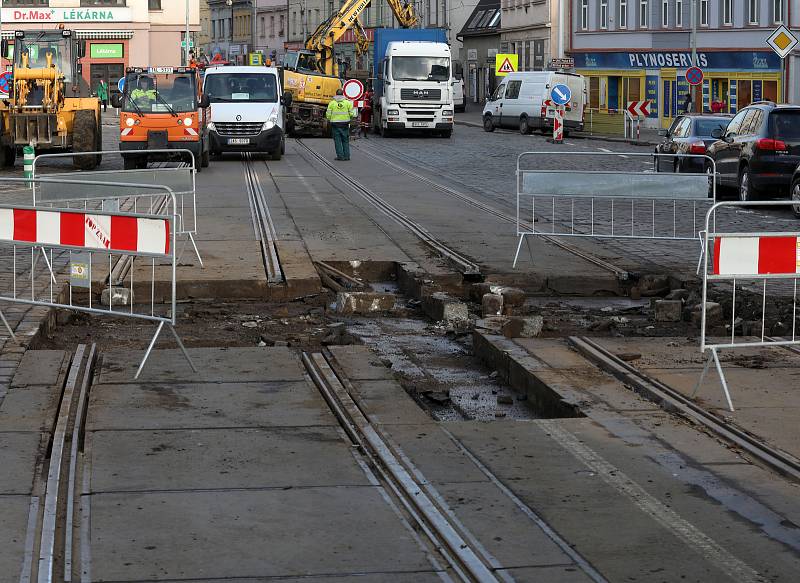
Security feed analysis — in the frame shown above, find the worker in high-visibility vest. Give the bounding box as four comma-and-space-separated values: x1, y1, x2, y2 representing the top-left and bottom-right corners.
131, 76, 157, 108
325, 88, 356, 161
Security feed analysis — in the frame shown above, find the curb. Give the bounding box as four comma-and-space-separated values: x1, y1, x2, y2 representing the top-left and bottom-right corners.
454, 119, 660, 147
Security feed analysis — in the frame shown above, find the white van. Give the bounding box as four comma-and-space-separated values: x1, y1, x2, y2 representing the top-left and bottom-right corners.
482, 71, 586, 135
202, 65, 288, 160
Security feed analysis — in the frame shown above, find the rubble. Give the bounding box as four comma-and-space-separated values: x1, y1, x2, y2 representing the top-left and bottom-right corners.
481, 293, 503, 317
654, 300, 682, 322
691, 302, 722, 327
501, 316, 544, 338
335, 292, 396, 314
422, 292, 469, 323
101, 287, 132, 307
637, 274, 670, 297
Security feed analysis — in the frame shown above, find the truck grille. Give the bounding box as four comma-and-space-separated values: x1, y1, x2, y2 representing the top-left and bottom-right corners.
401, 89, 442, 100
215, 122, 263, 136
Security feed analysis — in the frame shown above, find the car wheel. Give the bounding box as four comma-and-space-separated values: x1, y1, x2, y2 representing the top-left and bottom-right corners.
483, 116, 495, 133
791, 180, 800, 218
519, 116, 531, 135
738, 167, 757, 202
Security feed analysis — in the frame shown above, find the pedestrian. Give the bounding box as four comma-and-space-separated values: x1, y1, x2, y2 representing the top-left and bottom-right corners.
97, 79, 109, 113
710, 98, 723, 114
360, 89, 373, 138
682, 92, 692, 113
325, 88, 356, 161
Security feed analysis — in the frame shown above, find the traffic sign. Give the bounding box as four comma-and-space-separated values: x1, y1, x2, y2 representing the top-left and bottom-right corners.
495, 53, 517, 77
766, 25, 798, 59
0, 71, 11, 97
626, 100, 651, 117
117, 76, 125, 93
549, 58, 575, 69
342, 78, 364, 101
686, 66, 704, 86
550, 84, 571, 106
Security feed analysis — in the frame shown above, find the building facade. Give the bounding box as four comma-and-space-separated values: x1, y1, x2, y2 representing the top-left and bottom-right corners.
500, 0, 563, 73
571, 0, 798, 129
1, 0, 199, 93
458, 0, 501, 104
198, 0, 212, 57
255, 0, 287, 63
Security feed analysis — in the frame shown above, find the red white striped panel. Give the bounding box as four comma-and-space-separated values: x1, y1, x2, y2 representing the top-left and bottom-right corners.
0, 208, 170, 255
184, 127, 198, 136
713, 236, 800, 276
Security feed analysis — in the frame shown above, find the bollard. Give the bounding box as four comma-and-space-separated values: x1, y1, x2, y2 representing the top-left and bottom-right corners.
552, 108, 564, 143
23, 145, 34, 188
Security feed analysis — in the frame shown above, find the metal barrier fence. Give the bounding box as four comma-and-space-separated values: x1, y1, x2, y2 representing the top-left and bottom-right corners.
0, 176, 196, 379
31, 149, 202, 266
694, 200, 799, 411
514, 151, 716, 270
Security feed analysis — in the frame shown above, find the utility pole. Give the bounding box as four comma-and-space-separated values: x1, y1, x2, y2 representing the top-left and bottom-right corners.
185, 0, 191, 65
557, 0, 564, 59
690, 0, 697, 66
252, 0, 257, 59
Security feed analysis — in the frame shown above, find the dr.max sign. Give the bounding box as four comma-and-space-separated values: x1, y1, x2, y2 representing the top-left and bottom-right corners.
2, 7, 133, 23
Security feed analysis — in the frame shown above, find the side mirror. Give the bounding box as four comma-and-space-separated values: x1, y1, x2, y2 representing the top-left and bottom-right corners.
658, 129, 668, 137
281, 90, 293, 107
76, 40, 86, 59
199, 94, 210, 108
711, 127, 723, 139
110, 93, 122, 108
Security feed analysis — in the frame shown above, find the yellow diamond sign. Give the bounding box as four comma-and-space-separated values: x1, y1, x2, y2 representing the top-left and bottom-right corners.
767, 25, 798, 59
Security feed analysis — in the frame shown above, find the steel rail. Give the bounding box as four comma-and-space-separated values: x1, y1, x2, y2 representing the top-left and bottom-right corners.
243, 153, 284, 283
295, 139, 482, 278
302, 351, 499, 582
358, 140, 630, 280
569, 336, 800, 483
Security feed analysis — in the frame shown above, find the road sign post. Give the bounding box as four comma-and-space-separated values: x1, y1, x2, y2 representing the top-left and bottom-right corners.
548, 84, 571, 144
767, 25, 798, 102
686, 66, 703, 86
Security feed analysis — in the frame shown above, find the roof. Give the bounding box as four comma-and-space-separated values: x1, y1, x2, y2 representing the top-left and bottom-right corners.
458, 0, 501, 38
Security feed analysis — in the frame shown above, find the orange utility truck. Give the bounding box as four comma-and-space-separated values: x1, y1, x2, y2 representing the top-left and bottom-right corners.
111, 67, 210, 170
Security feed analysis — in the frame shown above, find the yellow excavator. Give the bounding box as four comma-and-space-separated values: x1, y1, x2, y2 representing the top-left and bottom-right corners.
0, 30, 101, 169
282, 0, 417, 136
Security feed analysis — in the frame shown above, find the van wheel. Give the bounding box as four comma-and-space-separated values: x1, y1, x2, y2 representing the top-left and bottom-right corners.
519, 116, 531, 135
483, 116, 495, 132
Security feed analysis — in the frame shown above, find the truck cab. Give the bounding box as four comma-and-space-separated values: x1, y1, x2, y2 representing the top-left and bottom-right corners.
374, 40, 455, 138
112, 66, 210, 170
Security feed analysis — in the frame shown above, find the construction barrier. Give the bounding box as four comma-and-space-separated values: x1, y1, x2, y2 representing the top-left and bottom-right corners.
694, 200, 800, 411
0, 176, 196, 379
514, 151, 716, 270
31, 149, 202, 265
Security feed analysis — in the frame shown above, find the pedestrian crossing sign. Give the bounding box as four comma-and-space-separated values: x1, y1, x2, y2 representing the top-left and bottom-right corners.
495, 54, 518, 77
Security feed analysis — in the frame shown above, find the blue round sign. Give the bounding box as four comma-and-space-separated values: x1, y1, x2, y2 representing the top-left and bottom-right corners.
550, 84, 571, 106
117, 77, 125, 93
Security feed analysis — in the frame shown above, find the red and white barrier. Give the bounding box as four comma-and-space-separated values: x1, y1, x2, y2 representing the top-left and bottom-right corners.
552, 108, 564, 143
0, 208, 170, 255
713, 235, 799, 276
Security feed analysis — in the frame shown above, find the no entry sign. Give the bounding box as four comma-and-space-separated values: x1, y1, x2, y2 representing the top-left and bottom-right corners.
686, 66, 704, 86
342, 79, 364, 101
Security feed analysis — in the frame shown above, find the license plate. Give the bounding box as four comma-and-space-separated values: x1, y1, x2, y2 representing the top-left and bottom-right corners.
228, 138, 250, 145
412, 122, 429, 127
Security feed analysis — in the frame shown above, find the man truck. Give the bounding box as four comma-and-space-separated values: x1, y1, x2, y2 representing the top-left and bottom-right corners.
372, 28, 456, 138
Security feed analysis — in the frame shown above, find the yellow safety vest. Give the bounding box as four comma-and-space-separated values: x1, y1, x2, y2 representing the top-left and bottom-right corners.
326, 97, 355, 124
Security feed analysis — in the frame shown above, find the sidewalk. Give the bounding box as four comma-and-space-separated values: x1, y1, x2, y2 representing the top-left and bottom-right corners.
455, 105, 661, 146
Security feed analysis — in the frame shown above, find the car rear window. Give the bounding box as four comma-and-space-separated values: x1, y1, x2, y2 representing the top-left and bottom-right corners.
769, 111, 800, 140
694, 118, 729, 137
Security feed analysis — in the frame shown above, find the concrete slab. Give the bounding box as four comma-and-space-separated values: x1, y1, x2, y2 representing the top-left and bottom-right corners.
10, 349, 68, 387
96, 346, 305, 384
191, 206, 258, 241
87, 381, 335, 431
275, 239, 322, 295
0, 386, 60, 432
497, 565, 595, 583
87, 487, 436, 580
513, 339, 594, 370
170, 575, 445, 583
0, 431, 43, 494
88, 427, 371, 492
273, 176, 338, 193
0, 495, 30, 582
328, 345, 397, 381
351, 380, 434, 425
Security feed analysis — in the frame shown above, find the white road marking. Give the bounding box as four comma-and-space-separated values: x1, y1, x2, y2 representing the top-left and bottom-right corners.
539, 420, 767, 583
597, 147, 629, 159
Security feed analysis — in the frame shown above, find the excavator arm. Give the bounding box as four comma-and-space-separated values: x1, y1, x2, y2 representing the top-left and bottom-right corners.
386, 0, 418, 27
353, 19, 370, 58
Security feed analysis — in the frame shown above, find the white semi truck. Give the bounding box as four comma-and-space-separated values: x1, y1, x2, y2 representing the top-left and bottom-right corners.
373, 29, 455, 138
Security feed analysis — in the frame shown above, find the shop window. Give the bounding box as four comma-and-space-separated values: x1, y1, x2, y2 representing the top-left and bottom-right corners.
675, 0, 682, 27
623, 77, 641, 105
619, 0, 627, 28
738, 80, 752, 109
722, 0, 732, 25
589, 77, 600, 109
763, 80, 778, 102
774, 0, 784, 24
580, 0, 588, 30
700, 0, 709, 26
148, 0, 161, 10
639, 0, 649, 29
748, 0, 759, 24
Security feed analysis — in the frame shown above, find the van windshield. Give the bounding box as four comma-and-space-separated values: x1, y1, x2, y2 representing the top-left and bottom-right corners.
392, 57, 450, 81
204, 73, 278, 103
123, 72, 197, 114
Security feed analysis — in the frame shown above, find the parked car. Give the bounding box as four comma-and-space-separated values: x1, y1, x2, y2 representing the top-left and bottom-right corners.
482, 71, 586, 135
706, 102, 800, 201
655, 114, 732, 173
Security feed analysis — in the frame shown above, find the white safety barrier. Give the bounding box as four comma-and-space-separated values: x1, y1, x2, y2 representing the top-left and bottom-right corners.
0, 176, 196, 379
694, 200, 800, 411
31, 149, 202, 265
514, 151, 716, 271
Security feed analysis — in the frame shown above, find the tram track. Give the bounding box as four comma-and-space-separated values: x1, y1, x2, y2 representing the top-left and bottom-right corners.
357, 140, 630, 280
294, 138, 483, 279
243, 153, 284, 284
569, 336, 800, 483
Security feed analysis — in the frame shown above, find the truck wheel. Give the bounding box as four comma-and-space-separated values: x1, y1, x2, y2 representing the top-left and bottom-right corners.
380, 124, 392, 138
73, 110, 99, 170
441, 130, 452, 138
123, 156, 137, 170
0, 146, 15, 167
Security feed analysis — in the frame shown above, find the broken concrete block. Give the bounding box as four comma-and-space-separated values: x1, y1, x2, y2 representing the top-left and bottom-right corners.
501, 316, 544, 338
481, 293, 503, 317
335, 292, 395, 315
654, 300, 682, 322
101, 287, 132, 307
423, 292, 469, 322
665, 288, 690, 302
500, 287, 526, 307
691, 302, 723, 327
638, 274, 670, 297
470, 282, 497, 301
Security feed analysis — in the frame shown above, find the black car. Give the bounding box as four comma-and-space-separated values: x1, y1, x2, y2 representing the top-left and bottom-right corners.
706, 102, 800, 201
655, 114, 732, 173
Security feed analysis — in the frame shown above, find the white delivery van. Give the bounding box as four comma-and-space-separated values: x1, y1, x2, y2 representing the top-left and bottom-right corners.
482, 71, 586, 135
202, 65, 289, 160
